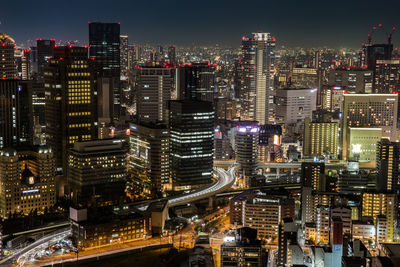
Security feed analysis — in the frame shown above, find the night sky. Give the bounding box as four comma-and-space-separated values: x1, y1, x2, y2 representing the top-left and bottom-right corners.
1, 0, 400, 48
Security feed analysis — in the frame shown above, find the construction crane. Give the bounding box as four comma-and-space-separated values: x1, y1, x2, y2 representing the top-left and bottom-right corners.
366, 24, 396, 45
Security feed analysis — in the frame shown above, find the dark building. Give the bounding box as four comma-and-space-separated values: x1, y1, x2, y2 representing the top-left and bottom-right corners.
220, 227, 265, 267
168, 100, 214, 190
364, 43, 393, 71
278, 218, 302, 266
68, 139, 128, 206
168, 45, 176, 64
0, 33, 17, 79
36, 39, 55, 80
177, 63, 215, 102
376, 139, 400, 192
0, 80, 33, 149
45, 46, 97, 173
89, 22, 121, 120
301, 162, 325, 191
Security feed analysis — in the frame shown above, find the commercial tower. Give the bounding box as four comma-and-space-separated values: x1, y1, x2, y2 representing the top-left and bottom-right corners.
235, 122, 259, 187
0, 147, 56, 218
239, 32, 275, 124
45, 46, 97, 173
341, 94, 398, 160
134, 66, 172, 123
376, 139, 400, 191
36, 39, 55, 80
0, 80, 33, 149
168, 45, 176, 64
176, 63, 215, 102
169, 100, 214, 190
120, 34, 129, 78
0, 33, 16, 79
67, 139, 128, 206
89, 22, 121, 120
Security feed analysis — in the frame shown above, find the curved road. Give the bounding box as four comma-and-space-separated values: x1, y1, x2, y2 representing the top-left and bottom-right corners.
168, 167, 236, 207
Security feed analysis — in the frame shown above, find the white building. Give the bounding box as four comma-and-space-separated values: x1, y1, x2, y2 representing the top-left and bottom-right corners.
275, 88, 317, 125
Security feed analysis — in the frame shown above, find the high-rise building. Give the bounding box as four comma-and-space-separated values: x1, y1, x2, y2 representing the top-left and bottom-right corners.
0, 33, 16, 79
0, 80, 33, 149
321, 86, 345, 112
328, 68, 373, 93
316, 206, 330, 244
235, 122, 259, 187
301, 162, 325, 191
341, 94, 398, 160
0, 146, 56, 218
374, 59, 400, 94
21, 49, 31, 80
128, 123, 170, 196
278, 219, 303, 266
275, 88, 317, 125
168, 45, 176, 64
120, 34, 129, 78
89, 22, 121, 119
134, 66, 172, 123
290, 67, 319, 89
67, 139, 128, 206
258, 124, 282, 162
361, 191, 397, 242
36, 39, 55, 80
220, 227, 265, 267
376, 139, 400, 191
168, 100, 214, 190
45, 46, 97, 173
239, 32, 275, 124
303, 117, 339, 158
176, 63, 215, 102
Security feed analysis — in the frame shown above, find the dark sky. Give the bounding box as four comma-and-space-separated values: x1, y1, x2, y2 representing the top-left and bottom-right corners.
1, 0, 400, 48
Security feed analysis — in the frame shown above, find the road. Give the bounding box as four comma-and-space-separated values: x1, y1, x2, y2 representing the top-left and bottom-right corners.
168, 167, 236, 207
0, 229, 70, 266
6, 166, 236, 266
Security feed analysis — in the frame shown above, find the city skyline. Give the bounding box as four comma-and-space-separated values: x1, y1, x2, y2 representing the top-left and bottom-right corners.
1, 0, 400, 48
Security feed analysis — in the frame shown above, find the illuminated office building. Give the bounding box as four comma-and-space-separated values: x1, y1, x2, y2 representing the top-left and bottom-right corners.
362, 191, 397, 242
239, 32, 275, 123
316, 206, 330, 245
290, 67, 319, 89
301, 162, 325, 191
45, 46, 97, 173
0, 33, 16, 79
303, 117, 339, 158
376, 139, 400, 191
67, 139, 128, 206
120, 34, 129, 78
275, 88, 317, 125
374, 59, 400, 94
128, 123, 170, 196
169, 100, 214, 190
36, 39, 55, 80
0, 147, 56, 218
220, 227, 265, 267
328, 68, 373, 93
342, 94, 398, 160
321, 86, 345, 112
134, 66, 172, 123
235, 122, 259, 187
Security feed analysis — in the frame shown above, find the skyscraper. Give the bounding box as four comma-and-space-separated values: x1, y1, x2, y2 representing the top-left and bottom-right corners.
239, 32, 275, 124
168, 45, 176, 64
341, 94, 398, 160
45, 46, 97, 172
0, 33, 16, 79
176, 63, 215, 102
120, 34, 129, 78
374, 59, 400, 94
235, 122, 259, 187
89, 22, 121, 120
134, 66, 172, 123
376, 139, 400, 192
169, 100, 214, 190
36, 39, 55, 80
0, 80, 33, 149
